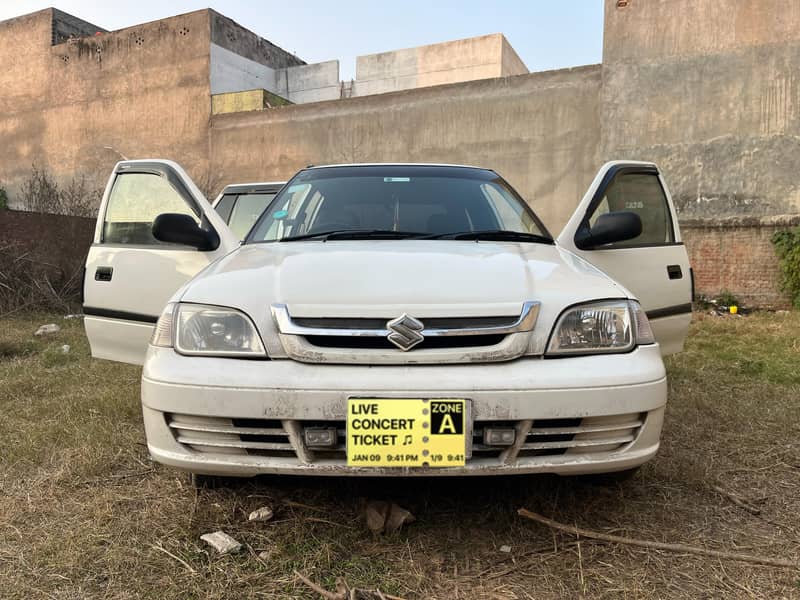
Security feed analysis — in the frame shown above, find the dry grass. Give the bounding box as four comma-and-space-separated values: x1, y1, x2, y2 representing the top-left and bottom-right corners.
1, 312, 799, 599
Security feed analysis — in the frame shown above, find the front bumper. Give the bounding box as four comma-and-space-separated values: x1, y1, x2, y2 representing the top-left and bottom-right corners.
141, 345, 667, 477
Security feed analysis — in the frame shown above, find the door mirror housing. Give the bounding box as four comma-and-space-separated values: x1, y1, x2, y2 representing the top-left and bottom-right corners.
152, 213, 220, 250
574, 211, 642, 250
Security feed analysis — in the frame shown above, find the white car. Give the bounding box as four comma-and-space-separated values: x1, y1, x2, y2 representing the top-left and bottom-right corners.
211, 181, 286, 240
83, 160, 692, 481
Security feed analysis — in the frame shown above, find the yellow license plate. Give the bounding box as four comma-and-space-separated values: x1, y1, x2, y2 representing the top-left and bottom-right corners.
347, 398, 468, 467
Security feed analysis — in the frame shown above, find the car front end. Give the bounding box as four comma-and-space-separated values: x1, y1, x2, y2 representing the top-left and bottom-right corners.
140, 241, 666, 478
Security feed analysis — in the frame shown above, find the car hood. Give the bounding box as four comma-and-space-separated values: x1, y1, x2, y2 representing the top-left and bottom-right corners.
179, 240, 627, 352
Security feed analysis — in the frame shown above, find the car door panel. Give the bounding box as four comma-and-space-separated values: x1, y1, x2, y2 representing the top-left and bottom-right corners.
83, 160, 237, 365
559, 161, 692, 355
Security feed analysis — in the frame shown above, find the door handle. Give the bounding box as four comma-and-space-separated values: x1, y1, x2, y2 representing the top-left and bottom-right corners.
667, 265, 683, 280
95, 266, 113, 282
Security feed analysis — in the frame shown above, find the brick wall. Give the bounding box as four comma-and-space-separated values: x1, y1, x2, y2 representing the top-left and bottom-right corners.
681, 215, 800, 309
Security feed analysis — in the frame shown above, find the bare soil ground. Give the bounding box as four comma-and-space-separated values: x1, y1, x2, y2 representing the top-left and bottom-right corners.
1, 312, 799, 599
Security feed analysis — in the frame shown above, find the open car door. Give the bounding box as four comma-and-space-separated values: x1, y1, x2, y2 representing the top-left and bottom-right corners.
558, 161, 692, 355
83, 160, 238, 365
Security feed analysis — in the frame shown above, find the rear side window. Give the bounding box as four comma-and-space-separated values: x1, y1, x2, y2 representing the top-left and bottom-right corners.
227, 193, 275, 239
102, 173, 198, 245
214, 194, 236, 224
588, 172, 674, 247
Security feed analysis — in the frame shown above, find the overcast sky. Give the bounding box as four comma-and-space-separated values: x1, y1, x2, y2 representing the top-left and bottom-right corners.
1, 1, 603, 80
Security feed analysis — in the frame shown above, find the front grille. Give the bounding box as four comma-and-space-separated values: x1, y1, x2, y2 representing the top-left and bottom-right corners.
517, 414, 644, 457
304, 334, 506, 350
167, 412, 644, 464
167, 414, 294, 456
293, 316, 521, 330
272, 302, 540, 364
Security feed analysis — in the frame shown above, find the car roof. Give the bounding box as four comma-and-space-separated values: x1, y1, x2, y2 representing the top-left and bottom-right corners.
306, 162, 487, 170
221, 182, 286, 195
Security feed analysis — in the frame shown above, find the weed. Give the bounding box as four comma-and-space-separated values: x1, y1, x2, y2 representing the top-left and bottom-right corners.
772, 227, 800, 308
20, 164, 100, 218
714, 289, 740, 307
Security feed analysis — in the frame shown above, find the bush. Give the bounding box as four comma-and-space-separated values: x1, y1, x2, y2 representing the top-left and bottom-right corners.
0, 187, 7, 210
0, 240, 83, 315
714, 289, 740, 307
20, 165, 99, 218
772, 227, 800, 309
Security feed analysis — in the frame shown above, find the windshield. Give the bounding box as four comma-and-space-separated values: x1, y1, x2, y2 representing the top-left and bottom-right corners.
246, 165, 551, 243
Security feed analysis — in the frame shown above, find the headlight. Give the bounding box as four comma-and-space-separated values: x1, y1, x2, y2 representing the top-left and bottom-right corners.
546, 300, 654, 356
151, 303, 176, 348
167, 303, 266, 358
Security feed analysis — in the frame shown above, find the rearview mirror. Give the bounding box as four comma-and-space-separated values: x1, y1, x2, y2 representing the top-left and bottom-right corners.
152, 213, 220, 250
575, 211, 642, 250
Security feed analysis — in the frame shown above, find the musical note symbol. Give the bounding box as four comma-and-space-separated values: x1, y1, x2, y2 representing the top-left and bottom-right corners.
402, 434, 412, 446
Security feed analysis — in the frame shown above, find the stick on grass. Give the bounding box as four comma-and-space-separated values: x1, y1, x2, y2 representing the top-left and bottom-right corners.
294, 570, 345, 600
151, 544, 196, 574
710, 484, 762, 515
518, 508, 798, 569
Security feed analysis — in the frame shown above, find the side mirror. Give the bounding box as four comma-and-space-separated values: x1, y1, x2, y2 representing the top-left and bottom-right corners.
575, 211, 642, 250
152, 213, 219, 250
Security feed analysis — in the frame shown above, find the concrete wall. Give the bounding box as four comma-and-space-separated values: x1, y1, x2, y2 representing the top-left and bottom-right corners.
501, 36, 528, 77
209, 12, 340, 103
601, 0, 800, 219
51, 8, 105, 43
353, 34, 528, 97
210, 43, 340, 103
0, 9, 215, 208
210, 43, 279, 95
277, 61, 341, 104
210, 66, 601, 230
210, 11, 303, 70
211, 89, 291, 115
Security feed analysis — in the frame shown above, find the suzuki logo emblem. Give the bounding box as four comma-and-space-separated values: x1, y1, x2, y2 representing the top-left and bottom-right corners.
386, 314, 425, 351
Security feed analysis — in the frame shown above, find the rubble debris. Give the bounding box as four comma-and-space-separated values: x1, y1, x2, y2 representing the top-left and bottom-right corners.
60, 344, 70, 354
200, 531, 242, 554
364, 500, 416, 534
248, 506, 274, 522
34, 324, 60, 335
499, 545, 512, 553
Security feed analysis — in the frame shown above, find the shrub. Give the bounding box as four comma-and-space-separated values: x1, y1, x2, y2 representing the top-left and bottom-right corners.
0, 187, 7, 210
714, 289, 740, 307
772, 227, 800, 309
0, 240, 83, 315
20, 165, 99, 218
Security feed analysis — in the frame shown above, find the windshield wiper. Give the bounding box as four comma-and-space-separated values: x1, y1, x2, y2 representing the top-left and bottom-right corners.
281, 229, 427, 242
421, 229, 554, 244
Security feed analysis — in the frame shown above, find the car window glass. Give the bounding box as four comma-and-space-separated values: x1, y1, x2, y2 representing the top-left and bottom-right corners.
214, 194, 236, 223
227, 193, 275, 239
587, 173, 673, 247
249, 171, 547, 242
103, 173, 198, 245
481, 184, 537, 232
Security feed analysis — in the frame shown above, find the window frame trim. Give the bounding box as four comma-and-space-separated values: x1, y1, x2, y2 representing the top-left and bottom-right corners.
575, 165, 678, 251
99, 164, 206, 248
